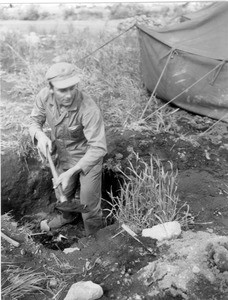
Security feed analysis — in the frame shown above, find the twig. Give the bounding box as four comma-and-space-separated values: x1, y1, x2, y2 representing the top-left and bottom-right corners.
192, 221, 213, 225
52, 286, 64, 300
121, 224, 155, 255
1, 232, 20, 247
199, 112, 228, 136
111, 229, 125, 239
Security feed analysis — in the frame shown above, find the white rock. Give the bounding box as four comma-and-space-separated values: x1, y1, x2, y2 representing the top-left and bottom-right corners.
192, 266, 201, 274
63, 247, 80, 254
64, 281, 103, 300
49, 278, 58, 287
40, 220, 50, 232
142, 221, 181, 242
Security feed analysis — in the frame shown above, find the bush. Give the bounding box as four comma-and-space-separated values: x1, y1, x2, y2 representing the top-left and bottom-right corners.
0, 6, 10, 20
109, 3, 149, 20
20, 5, 40, 20
76, 9, 104, 20
63, 6, 77, 20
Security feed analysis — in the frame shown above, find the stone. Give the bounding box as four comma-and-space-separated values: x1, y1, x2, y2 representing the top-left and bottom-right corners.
192, 266, 201, 274
40, 220, 50, 232
63, 247, 80, 254
213, 245, 228, 272
63, 281, 103, 300
142, 221, 181, 242
49, 278, 58, 288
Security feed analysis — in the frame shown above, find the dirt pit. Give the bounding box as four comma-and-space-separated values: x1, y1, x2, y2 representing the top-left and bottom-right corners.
1, 112, 228, 300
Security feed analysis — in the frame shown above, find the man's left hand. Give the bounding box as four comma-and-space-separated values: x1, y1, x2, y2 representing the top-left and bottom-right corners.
55, 167, 81, 191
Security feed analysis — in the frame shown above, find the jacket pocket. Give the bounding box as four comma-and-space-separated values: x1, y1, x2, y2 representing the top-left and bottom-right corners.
68, 125, 83, 138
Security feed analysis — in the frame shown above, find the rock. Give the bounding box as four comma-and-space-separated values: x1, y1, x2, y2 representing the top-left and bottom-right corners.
213, 245, 228, 272
142, 221, 181, 242
40, 220, 50, 232
49, 278, 58, 288
64, 281, 103, 300
192, 266, 201, 274
63, 247, 80, 254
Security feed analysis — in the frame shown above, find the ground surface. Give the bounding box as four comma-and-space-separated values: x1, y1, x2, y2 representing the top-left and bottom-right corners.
2, 106, 228, 299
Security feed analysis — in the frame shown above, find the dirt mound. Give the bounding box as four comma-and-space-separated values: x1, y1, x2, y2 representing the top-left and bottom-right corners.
136, 231, 228, 299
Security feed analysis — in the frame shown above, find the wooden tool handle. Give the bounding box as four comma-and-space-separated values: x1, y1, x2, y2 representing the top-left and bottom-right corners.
46, 150, 59, 181
46, 148, 68, 203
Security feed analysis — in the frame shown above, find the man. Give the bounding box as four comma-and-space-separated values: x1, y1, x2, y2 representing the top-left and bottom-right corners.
29, 62, 107, 236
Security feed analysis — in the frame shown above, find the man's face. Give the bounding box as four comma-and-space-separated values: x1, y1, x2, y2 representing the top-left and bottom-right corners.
53, 84, 78, 107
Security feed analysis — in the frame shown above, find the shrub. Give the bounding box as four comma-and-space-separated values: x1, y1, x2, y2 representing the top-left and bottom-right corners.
109, 3, 148, 20
21, 5, 40, 21
0, 6, 10, 20
63, 6, 77, 20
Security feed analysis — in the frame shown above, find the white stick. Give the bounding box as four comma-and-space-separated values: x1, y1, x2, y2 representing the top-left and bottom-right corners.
1, 232, 20, 247
121, 224, 137, 237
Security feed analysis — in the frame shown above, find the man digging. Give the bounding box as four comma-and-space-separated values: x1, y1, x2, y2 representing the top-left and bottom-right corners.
29, 62, 107, 236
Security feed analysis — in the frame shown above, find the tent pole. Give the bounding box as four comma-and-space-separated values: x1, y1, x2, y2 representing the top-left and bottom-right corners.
143, 61, 225, 121
140, 48, 174, 120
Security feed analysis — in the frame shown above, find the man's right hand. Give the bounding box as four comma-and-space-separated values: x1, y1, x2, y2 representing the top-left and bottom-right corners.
35, 131, 52, 157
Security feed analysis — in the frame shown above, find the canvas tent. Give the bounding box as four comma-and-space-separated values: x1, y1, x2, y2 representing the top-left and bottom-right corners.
137, 2, 228, 122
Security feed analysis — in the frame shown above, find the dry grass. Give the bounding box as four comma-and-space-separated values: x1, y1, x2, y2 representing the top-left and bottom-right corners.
1, 264, 50, 299
106, 150, 189, 232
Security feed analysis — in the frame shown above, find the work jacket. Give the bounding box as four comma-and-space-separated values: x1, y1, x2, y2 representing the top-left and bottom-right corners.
29, 87, 107, 175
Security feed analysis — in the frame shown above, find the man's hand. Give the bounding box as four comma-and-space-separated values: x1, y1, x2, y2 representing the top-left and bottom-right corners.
36, 131, 52, 157
55, 167, 81, 191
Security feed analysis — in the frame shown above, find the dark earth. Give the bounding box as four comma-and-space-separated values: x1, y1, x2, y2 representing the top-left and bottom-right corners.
1, 99, 228, 299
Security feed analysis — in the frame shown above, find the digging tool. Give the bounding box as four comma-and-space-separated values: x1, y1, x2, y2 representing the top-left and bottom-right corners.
46, 148, 67, 203
45, 147, 89, 214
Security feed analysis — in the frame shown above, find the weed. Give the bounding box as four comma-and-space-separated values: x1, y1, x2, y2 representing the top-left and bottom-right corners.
1, 264, 50, 299
106, 150, 189, 232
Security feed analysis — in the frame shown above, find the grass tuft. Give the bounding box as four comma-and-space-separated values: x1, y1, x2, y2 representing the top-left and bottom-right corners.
106, 150, 189, 232
1, 264, 50, 299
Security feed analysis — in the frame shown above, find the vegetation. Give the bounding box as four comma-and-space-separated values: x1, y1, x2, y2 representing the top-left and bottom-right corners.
1, 265, 50, 299
0, 3, 209, 21
109, 3, 151, 19
106, 150, 189, 232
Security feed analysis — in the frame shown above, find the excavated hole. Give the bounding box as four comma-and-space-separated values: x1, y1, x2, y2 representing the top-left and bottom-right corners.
1, 150, 122, 250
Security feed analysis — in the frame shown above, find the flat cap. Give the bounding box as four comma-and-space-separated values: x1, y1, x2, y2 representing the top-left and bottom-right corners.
45, 62, 80, 89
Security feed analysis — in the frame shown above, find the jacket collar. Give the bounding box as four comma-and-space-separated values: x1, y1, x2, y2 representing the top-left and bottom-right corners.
47, 89, 83, 112
46, 89, 83, 126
